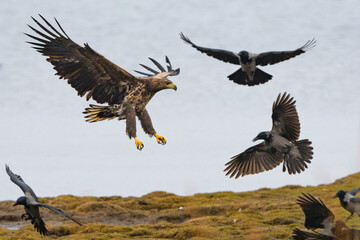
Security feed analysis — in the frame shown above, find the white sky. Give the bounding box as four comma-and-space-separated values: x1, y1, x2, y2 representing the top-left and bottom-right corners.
0, 0, 359, 200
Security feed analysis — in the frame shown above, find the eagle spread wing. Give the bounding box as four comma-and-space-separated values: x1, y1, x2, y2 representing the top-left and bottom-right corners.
180, 32, 240, 65
271, 92, 300, 142
255, 38, 316, 66
297, 193, 335, 230
26, 14, 138, 105
224, 142, 283, 178
6, 165, 38, 201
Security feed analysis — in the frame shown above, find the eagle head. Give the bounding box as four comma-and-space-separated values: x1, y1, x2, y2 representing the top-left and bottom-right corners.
135, 57, 179, 92
152, 73, 177, 91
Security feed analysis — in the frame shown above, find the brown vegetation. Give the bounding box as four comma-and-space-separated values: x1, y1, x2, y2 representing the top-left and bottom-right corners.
1, 172, 360, 239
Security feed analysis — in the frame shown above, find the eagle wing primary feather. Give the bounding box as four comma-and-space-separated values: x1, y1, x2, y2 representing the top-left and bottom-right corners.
271, 92, 300, 142
26, 14, 137, 105
180, 32, 240, 65
224, 141, 283, 178
255, 38, 316, 66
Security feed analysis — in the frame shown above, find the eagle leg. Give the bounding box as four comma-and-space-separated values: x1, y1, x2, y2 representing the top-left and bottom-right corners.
125, 103, 144, 150
135, 137, 144, 150
154, 133, 167, 145
137, 109, 166, 145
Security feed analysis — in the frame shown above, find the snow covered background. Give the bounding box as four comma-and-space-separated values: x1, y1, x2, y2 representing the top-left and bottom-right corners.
1, 1, 359, 200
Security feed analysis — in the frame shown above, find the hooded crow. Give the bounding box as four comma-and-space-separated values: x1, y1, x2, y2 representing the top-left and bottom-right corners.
224, 92, 313, 178
334, 187, 360, 221
295, 193, 360, 240
180, 32, 315, 86
6, 165, 82, 236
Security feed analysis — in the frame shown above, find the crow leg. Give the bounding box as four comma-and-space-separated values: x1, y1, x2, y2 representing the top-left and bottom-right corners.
346, 213, 354, 221
21, 213, 31, 221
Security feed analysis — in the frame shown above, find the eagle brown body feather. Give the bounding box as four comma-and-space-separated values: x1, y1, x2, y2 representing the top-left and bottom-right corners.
26, 15, 179, 150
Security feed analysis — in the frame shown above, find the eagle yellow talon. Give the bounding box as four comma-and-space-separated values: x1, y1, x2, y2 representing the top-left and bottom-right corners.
134, 137, 144, 150
154, 133, 167, 145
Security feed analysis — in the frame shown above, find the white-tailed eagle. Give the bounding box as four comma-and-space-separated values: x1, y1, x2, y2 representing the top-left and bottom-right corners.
26, 15, 180, 150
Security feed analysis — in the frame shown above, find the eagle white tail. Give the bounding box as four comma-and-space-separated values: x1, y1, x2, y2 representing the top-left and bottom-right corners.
83, 104, 117, 122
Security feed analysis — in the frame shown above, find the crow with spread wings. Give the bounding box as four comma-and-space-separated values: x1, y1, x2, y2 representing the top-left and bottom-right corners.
26, 15, 179, 150
6, 165, 82, 236
293, 193, 360, 240
180, 33, 315, 86
224, 92, 313, 178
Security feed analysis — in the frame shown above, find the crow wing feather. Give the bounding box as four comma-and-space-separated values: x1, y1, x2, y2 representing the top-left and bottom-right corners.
348, 187, 360, 197
32, 215, 48, 236
26, 205, 49, 236
36, 203, 82, 226
297, 193, 335, 230
224, 141, 283, 178
5, 165, 38, 201
349, 198, 360, 203
180, 32, 240, 65
292, 228, 334, 240
271, 92, 300, 142
255, 39, 316, 66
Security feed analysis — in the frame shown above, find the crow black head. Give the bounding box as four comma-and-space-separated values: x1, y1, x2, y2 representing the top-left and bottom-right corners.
333, 190, 346, 200
253, 131, 271, 142
13, 196, 27, 206
238, 51, 251, 64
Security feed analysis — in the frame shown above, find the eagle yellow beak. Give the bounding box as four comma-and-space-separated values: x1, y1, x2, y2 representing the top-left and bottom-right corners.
167, 83, 177, 91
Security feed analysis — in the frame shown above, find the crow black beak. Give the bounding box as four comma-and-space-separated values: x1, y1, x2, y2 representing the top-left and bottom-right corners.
333, 194, 338, 198
13, 202, 18, 206
252, 137, 259, 142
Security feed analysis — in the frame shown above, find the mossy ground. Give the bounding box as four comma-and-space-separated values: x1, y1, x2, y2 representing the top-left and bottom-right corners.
1, 172, 360, 239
